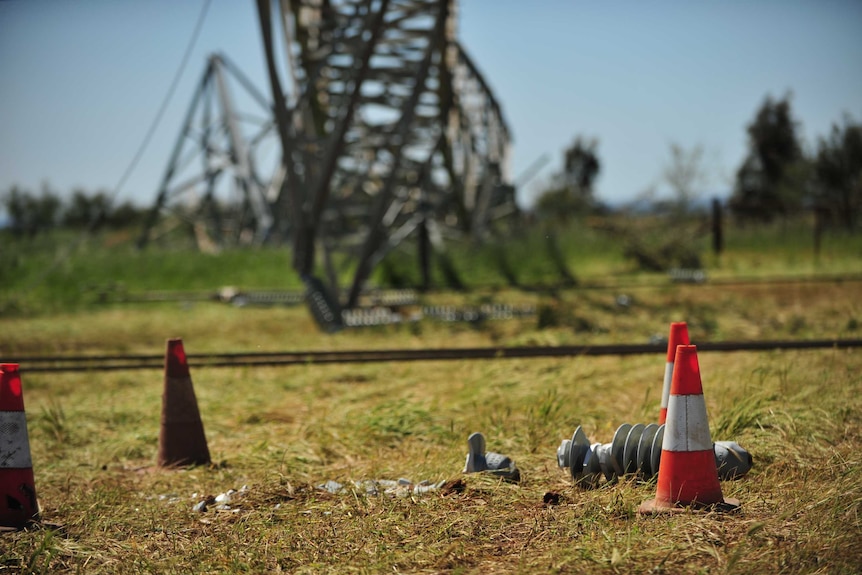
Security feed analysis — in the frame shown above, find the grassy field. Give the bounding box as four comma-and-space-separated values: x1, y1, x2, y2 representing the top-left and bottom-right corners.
3, 216, 862, 315
2, 220, 862, 573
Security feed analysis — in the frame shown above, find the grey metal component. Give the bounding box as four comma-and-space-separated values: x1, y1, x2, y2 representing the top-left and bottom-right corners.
669, 268, 707, 283
463, 431, 519, 482
421, 304, 536, 323
221, 289, 306, 307
580, 443, 604, 488
556, 430, 615, 487
342, 306, 419, 327
568, 426, 592, 486
714, 440, 754, 479
595, 443, 617, 483
363, 289, 418, 307
637, 423, 660, 479
609, 423, 631, 478
649, 424, 665, 479
331, 298, 536, 327
304, 275, 344, 332
558, 423, 752, 488
463, 432, 487, 473
556, 439, 572, 469
622, 423, 645, 476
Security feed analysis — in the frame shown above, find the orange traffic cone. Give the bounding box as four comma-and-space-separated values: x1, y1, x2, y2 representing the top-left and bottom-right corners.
640, 345, 739, 513
659, 322, 690, 425
1, 364, 39, 529
157, 339, 211, 467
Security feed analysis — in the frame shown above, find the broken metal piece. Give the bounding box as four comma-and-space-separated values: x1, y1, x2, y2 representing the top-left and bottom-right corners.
463, 432, 520, 482
568, 426, 592, 486
714, 440, 754, 479
622, 423, 645, 475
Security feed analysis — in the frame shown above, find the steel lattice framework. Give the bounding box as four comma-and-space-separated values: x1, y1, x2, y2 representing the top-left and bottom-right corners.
138, 54, 283, 250
141, 0, 514, 308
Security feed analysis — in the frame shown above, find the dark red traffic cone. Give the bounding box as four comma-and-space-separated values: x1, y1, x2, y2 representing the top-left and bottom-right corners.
157, 339, 211, 467
1, 364, 39, 529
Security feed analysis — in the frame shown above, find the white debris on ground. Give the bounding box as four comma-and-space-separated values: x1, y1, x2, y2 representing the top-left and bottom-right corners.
147, 477, 454, 515
187, 484, 250, 513
316, 478, 446, 497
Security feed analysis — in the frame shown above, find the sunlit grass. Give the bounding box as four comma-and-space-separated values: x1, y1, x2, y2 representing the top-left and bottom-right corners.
1, 279, 861, 573
3, 215, 861, 317
2, 216, 861, 572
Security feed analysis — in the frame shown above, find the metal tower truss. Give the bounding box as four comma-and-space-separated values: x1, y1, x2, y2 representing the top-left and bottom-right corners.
257, 0, 515, 306
138, 54, 283, 250
142, 1, 514, 313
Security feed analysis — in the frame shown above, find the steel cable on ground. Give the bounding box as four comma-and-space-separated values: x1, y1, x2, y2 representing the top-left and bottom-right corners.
8, 338, 862, 373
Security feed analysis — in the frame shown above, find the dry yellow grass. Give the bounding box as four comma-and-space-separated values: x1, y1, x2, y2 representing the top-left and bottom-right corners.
2, 280, 861, 573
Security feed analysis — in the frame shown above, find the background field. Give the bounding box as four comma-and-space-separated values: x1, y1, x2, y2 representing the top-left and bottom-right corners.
2, 220, 862, 574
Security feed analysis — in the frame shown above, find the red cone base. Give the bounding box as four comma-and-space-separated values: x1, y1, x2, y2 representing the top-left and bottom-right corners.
0, 468, 39, 528
638, 449, 740, 513
1, 363, 39, 529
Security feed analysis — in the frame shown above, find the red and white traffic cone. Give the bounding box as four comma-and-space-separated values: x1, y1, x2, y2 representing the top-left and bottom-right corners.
659, 322, 690, 425
640, 345, 739, 513
157, 339, 211, 468
0, 364, 40, 529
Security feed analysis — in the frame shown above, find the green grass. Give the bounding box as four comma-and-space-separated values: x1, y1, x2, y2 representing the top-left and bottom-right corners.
1, 277, 861, 573
4, 214, 860, 317
0, 230, 301, 314
708, 217, 862, 277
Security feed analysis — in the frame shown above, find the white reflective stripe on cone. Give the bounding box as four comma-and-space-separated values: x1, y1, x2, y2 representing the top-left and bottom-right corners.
664, 395, 712, 452
660, 361, 674, 408
0, 411, 33, 468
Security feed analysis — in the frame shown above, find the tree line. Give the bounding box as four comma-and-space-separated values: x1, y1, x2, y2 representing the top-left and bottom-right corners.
4, 94, 861, 238
1, 186, 147, 236
534, 94, 862, 230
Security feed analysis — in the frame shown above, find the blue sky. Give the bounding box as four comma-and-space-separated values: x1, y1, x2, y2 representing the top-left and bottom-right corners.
1, 0, 861, 211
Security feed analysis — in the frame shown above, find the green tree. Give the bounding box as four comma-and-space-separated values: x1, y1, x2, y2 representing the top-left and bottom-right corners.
108, 200, 146, 229
62, 189, 110, 229
534, 137, 601, 221
661, 143, 709, 216
813, 116, 862, 230
730, 94, 808, 222
2, 184, 62, 236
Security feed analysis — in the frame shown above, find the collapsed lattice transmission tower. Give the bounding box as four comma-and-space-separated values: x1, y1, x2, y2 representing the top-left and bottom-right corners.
138, 54, 283, 250
141, 0, 515, 308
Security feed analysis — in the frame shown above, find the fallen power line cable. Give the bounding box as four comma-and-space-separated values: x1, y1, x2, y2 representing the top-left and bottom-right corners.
7, 338, 861, 373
